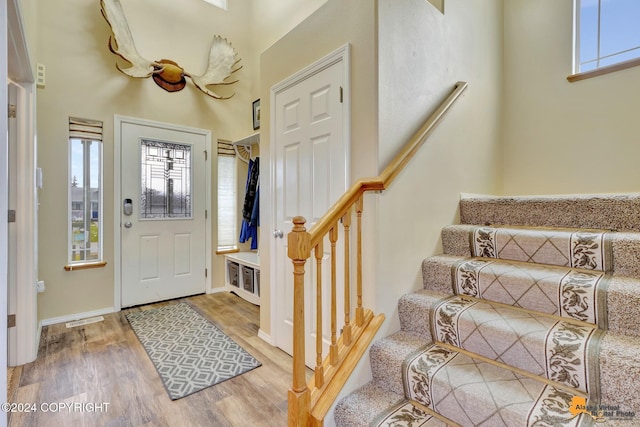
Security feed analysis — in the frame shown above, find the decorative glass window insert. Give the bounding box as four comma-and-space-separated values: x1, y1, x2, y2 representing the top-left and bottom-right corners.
575, 0, 640, 73
217, 140, 237, 251
140, 140, 192, 219
69, 117, 103, 264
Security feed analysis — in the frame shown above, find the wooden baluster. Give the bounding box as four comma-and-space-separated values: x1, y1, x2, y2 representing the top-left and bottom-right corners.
356, 194, 364, 326
287, 217, 311, 427
342, 209, 352, 346
329, 225, 339, 365
314, 241, 324, 388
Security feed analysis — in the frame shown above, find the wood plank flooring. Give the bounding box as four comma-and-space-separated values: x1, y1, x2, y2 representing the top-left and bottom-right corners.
7, 292, 298, 427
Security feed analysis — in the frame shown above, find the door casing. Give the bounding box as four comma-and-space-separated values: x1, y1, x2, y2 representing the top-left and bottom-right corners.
269, 44, 351, 361
113, 115, 212, 310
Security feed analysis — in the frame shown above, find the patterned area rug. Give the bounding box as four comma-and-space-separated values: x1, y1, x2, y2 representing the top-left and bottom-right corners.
126, 303, 261, 400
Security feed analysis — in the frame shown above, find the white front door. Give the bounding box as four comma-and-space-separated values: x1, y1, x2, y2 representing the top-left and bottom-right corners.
272, 47, 350, 367
118, 118, 209, 307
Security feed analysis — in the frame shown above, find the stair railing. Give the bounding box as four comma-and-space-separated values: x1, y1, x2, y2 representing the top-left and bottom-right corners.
287, 81, 468, 426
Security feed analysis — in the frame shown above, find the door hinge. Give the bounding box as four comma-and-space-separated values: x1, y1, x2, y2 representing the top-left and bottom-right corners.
339, 86, 343, 103
205, 268, 208, 278
8, 314, 16, 328
8, 210, 16, 223
8, 104, 16, 119
205, 209, 208, 219
204, 150, 208, 161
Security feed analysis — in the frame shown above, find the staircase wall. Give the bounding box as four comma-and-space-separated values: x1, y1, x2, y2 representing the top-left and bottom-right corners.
502, 0, 640, 195
376, 0, 504, 339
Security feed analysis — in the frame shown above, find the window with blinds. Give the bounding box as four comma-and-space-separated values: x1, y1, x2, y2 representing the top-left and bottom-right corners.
68, 117, 103, 265
217, 140, 237, 251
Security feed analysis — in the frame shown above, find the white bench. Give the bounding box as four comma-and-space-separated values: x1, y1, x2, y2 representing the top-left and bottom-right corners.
225, 252, 260, 305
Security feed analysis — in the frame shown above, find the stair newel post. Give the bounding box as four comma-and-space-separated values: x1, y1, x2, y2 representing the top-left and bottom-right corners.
342, 208, 352, 346
314, 241, 325, 388
329, 225, 339, 365
355, 194, 364, 327
287, 216, 311, 427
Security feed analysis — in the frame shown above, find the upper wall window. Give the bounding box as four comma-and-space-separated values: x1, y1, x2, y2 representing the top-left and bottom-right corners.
203, 0, 227, 11
575, 0, 640, 73
68, 117, 103, 265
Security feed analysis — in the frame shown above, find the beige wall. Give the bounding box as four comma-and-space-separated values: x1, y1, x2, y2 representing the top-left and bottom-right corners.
247, 0, 328, 100
502, 0, 640, 195
259, 0, 379, 338
375, 0, 503, 337
36, 0, 254, 321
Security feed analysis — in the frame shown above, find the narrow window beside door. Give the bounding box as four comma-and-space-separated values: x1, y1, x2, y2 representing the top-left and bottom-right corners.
217, 140, 237, 252
68, 117, 103, 265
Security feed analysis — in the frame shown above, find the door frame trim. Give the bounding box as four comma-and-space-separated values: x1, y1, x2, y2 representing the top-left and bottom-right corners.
269, 43, 351, 350
113, 115, 212, 311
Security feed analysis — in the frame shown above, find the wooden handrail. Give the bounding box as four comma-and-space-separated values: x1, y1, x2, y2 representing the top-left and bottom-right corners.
288, 81, 468, 427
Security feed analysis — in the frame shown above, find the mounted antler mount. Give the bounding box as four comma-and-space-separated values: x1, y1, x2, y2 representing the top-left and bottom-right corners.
152, 60, 186, 92
100, 0, 242, 99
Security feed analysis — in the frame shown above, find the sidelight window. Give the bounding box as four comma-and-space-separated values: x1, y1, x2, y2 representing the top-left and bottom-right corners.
68, 117, 103, 264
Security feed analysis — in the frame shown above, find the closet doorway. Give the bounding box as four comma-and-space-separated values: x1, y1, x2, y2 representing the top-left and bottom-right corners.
115, 116, 211, 308
271, 45, 350, 367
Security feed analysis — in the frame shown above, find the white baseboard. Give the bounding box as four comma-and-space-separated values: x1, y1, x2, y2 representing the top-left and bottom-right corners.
207, 286, 227, 294
40, 307, 117, 327
258, 329, 273, 345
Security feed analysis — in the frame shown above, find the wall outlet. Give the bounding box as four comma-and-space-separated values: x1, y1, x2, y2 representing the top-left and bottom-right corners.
36, 280, 45, 293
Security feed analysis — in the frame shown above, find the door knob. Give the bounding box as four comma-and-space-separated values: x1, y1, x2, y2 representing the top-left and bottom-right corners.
124, 221, 132, 228
273, 229, 284, 238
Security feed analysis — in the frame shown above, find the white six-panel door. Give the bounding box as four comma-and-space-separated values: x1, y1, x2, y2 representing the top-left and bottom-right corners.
119, 118, 208, 307
273, 47, 350, 367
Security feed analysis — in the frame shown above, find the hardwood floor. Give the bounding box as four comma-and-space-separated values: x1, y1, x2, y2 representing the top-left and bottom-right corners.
7, 292, 297, 427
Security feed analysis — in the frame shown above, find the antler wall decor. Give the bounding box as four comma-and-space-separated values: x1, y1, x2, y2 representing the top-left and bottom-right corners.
100, 0, 242, 99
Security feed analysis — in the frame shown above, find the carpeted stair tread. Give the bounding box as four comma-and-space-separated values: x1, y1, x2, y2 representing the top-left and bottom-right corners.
334, 383, 450, 427
370, 331, 430, 396
459, 193, 640, 232
442, 225, 640, 280
423, 254, 640, 336
469, 225, 612, 271
452, 257, 608, 327
432, 295, 601, 394
403, 343, 592, 427
333, 383, 405, 427
398, 290, 445, 339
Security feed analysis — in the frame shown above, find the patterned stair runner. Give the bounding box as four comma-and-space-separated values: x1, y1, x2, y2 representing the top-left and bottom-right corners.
387, 344, 592, 427
337, 225, 616, 427
431, 295, 602, 394
453, 258, 609, 328
470, 226, 612, 271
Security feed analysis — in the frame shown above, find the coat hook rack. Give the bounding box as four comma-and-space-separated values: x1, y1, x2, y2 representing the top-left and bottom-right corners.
232, 133, 260, 163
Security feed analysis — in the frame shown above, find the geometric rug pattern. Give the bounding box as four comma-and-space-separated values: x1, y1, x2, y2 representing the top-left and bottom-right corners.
126, 302, 261, 400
